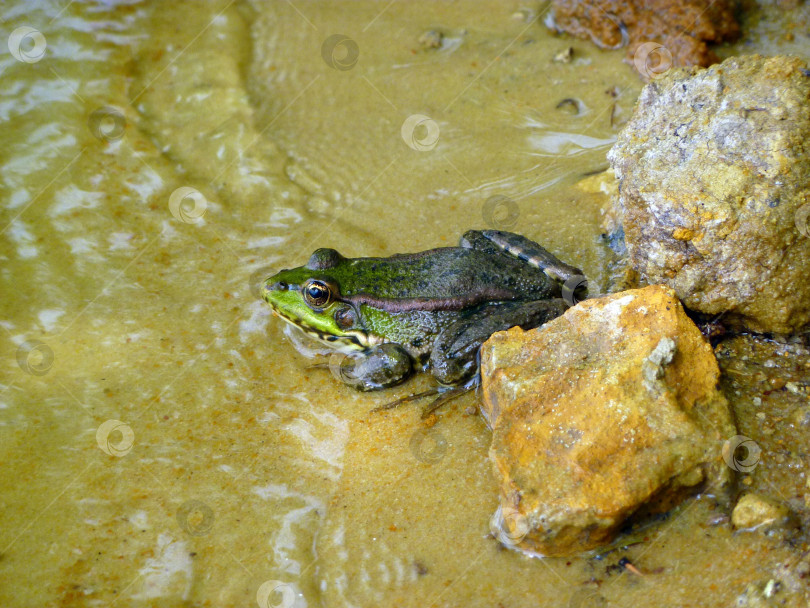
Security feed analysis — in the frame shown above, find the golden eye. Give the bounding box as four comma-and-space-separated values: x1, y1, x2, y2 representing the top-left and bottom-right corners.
302, 279, 331, 308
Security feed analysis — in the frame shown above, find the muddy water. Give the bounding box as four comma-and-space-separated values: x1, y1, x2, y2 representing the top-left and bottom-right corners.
1, 1, 809, 607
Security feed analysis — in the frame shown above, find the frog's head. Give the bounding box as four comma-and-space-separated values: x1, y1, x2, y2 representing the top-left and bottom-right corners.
261, 248, 380, 351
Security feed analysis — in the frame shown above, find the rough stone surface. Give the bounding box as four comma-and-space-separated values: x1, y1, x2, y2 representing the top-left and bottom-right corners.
549, 0, 739, 79
481, 285, 736, 557
732, 493, 792, 531
608, 55, 810, 334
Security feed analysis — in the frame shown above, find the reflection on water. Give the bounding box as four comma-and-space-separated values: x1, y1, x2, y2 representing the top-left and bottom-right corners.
527, 131, 616, 156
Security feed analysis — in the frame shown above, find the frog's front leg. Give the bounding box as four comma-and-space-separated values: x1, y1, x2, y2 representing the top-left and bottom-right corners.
334, 343, 413, 391
429, 298, 568, 385
460, 229, 583, 283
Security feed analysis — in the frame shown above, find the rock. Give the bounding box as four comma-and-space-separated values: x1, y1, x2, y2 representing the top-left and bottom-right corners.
552, 46, 574, 64
732, 493, 792, 531
480, 285, 736, 557
418, 29, 443, 49
608, 55, 810, 334
548, 0, 739, 79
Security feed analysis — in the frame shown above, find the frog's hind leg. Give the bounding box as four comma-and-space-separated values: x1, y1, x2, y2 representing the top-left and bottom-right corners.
458, 229, 505, 256
430, 298, 568, 386
461, 229, 583, 283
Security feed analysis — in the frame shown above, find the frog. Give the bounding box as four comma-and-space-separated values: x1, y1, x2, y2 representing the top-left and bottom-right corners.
261, 230, 584, 397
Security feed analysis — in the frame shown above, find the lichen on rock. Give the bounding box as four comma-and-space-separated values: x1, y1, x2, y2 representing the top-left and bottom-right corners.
480, 285, 736, 557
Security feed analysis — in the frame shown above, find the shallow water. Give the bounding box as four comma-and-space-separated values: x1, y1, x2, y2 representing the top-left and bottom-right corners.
2, 1, 809, 607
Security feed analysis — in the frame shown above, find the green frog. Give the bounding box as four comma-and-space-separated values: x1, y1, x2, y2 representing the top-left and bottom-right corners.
261, 230, 584, 396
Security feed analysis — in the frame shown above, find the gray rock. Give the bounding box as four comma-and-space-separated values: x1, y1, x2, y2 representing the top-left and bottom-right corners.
608, 55, 810, 334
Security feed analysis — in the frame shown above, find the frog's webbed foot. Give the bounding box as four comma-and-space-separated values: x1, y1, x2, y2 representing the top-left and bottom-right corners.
370, 387, 442, 413
420, 384, 474, 419
371, 383, 474, 419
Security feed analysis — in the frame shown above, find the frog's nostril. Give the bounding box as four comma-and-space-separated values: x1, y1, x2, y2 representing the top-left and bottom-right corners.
260, 281, 286, 300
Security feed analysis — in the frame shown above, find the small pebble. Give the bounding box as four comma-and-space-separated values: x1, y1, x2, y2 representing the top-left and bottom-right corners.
553, 47, 574, 63
511, 8, 535, 22
418, 30, 443, 49
732, 493, 790, 531
707, 512, 729, 526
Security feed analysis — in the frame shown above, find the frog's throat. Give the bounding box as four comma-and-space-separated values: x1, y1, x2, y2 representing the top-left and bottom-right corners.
272, 309, 383, 350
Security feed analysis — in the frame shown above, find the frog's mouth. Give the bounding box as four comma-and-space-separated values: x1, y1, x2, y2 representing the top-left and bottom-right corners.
270, 308, 382, 351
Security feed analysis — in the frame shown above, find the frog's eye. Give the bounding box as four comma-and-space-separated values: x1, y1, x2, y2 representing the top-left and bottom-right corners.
302, 279, 332, 308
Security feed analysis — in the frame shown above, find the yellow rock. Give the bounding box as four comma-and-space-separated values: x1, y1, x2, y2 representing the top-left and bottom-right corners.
481, 285, 736, 557
732, 493, 791, 531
